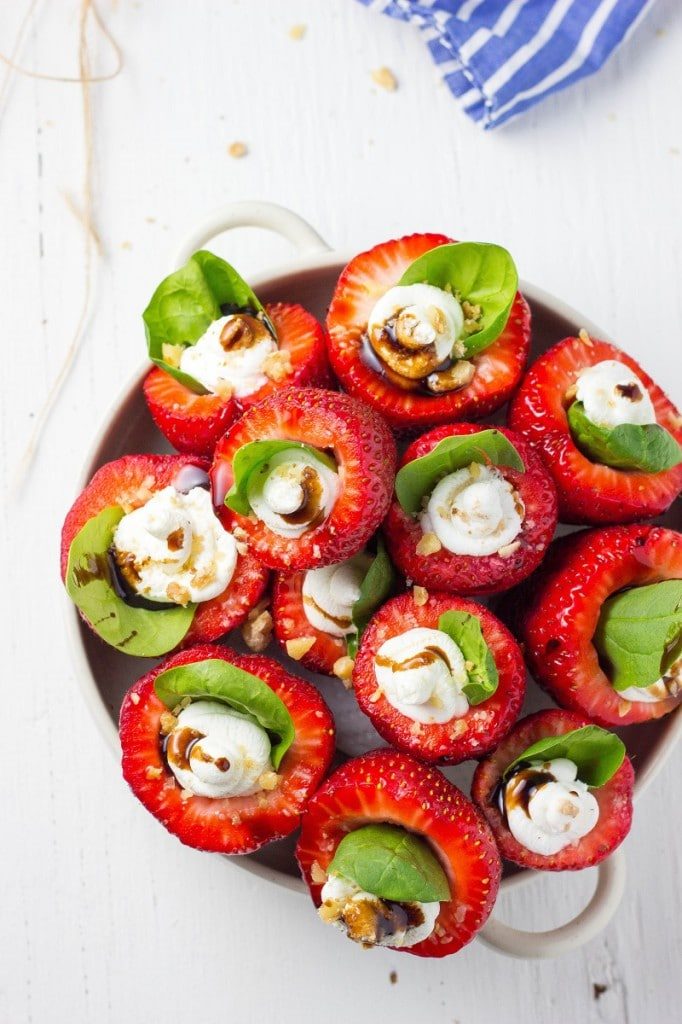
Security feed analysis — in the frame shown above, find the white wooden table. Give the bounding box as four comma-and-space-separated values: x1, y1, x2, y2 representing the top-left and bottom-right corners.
2, 1, 681, 1021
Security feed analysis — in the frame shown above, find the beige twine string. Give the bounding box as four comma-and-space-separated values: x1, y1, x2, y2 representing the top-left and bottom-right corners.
5, 0, 122, 494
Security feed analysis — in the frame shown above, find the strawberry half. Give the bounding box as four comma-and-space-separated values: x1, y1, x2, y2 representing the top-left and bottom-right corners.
120, 644, 335, 854
296, 749, 501, 958
385, 424, 557, 595
144, 303, 332, 457
508, 336, 682, 523
272, 570, 348, 676
326, 233, 531, 431
61, 454, 269, 646
506, 525, 682, 727
472, 709, 634, 871
352, 592, 525, 763
212, 387, 397, 570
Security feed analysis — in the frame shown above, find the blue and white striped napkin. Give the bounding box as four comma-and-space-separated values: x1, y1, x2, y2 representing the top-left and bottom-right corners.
358, 0, 654, 128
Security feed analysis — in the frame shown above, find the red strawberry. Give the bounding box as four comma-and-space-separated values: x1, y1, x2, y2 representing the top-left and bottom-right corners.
385, 424, 557, 595
272, 570, 348, 676
296, 748, 501, 958
120, 645, 335, 854
508, 336, 682, 523
352, 592, 525, 763
326, 233, 531, 431
472, 709, 634, 871
212, 387, 397, 570
143, 303, 332, 457
60, 454, 269, 647
507, 525, 682, 727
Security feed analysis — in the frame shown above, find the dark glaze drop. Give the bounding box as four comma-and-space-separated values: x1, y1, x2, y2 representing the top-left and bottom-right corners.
375, 645, 452, 674
495, 763, 557, 825
281, 465, 325, 528
342, 896, 425, 946
359, 333, 459, 396
615, 381, 643, 402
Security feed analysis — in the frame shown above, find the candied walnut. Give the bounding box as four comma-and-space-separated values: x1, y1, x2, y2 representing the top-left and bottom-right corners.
166, 582, 191, 606
426, 360, 475, 394
159, 711, 177, 735
285, 636, 316, 660
263, 349, 293, 382
161, 343, 184, 368
242, 601, 273, 652
416, 532, 442, 556
413, 585, 429, 607
371, 66, 398, 91
333, 655, 355, 686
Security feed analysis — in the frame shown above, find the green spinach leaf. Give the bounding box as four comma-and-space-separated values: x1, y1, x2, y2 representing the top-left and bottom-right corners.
568, 401, 682, 473
503, 725, 625, 787
347, 537, 397, 659
438, 610, 498, 705
328, 824, 450, 903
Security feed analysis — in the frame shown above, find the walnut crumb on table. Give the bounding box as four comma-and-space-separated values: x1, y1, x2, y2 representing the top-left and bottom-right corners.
371, 66, 398, 92
289, 24, 306, 41
413, 585, 429, 606
333, 655, 355, 685
228, 141, 248, 158
242, 601, 273, 652
285, 636, 316, 660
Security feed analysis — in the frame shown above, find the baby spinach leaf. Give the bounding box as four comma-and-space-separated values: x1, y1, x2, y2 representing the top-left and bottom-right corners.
503, 725, 625, 788
438, 610, 498, 705
395, 428, 524, 517
224, 440, 337, 516
398, 241, 518, 356
143, 250, 273, 394
65, 506, 195, 657
593, 579, 682, 691
328, 824, 450, 903
154, 657, 295, 770
568, 401, 682, 473
347, 537, 397, 659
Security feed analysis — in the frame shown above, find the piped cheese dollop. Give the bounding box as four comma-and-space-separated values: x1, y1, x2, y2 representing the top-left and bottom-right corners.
247, 449, 339, 538
302, 554, 371, 637
374, 627, 469, 724
179, 314, 277, 398
165, 701, 273, 799
500, 757, 599, 856
575, 360, 656, 430
367, 283, 464, 367
112, 485, 237, 604
319, 873, 440, 949
420, 463, 524, 557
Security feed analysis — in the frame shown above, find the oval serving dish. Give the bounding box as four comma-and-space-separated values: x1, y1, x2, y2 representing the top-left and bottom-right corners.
64, 202, 681, 959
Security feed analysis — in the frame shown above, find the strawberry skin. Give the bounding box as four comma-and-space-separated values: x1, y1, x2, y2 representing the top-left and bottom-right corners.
509, 336, 682, 523
353, 592, 525, 763
472, 709, 634, 871
508, 525, 682, 727
212, 387, 397, 570
326, 233, 531, 431
143, 303, 332, 457
296, 749, 500, 957
61, 454, 269, 646
385, 424, 558, 595
120, 644, 335, 854
272, 571, 348, 676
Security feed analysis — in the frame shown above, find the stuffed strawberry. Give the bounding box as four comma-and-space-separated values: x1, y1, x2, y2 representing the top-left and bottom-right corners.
326, 234, 530, 431
385, 424, 557, 595
61, 454, 268, 657
271, 535, 398, 682
352, 592, 525, 763
509, 334, 682, 523
142, 251, 331, 456
472, 710, 634, 871
507, 525, 682, 727
296, 749, 500, 957
212, 387, 397, 571
120, 644, 335, 854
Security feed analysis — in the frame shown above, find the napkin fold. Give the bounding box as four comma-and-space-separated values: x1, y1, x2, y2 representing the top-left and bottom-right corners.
358, 0, 654, 128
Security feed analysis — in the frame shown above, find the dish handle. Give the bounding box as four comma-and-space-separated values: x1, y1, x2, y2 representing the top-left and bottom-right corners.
478, 850, 626, 959
173, 200, 331, 266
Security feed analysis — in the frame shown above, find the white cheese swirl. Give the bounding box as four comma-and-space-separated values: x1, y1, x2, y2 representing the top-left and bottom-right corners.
420, 463, 524, 557
247, 449, 339, 538
368, 283, 464, 365
319, 873, 439, 949
165, 701, 273, 799
302, 554, 372, 637
112, 485, 237, 604
501, 758, 599, 856
179, 314, 277, 398
374, 627, 469, 724
575, 360, 656, 430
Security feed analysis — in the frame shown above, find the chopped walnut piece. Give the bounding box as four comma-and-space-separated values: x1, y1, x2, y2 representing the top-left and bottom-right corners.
258, 771, 280, 791
166, 582, 191, 606
564, 382, 578, 403
416, 532, 442, 556
242, 601, 273, 652
409, 721, 423, 736
498, 541, 521, 558
318, 901, 340, 924
311, 860, 327, 884
462, 300, 482, 321
214, 380, 234, 401
333, 655, 355, 686
578, 328, 594, 347
145, 765, 163, 780
228, 141, 248, 159
179, 789, 193, 802
130, 692, 140, 705
161, 343, 184, 368
413, 585, 429, 607
263, 349, 293, 382
451, 720, 467, 738
371, 66, 398, 91
369, 688, 382, 703
618, 700, 632, 718
159, 711, 177, 735
286, 636, 316, 660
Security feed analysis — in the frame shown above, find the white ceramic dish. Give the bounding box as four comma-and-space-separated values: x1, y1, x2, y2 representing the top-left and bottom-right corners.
65, 201, 681, 960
